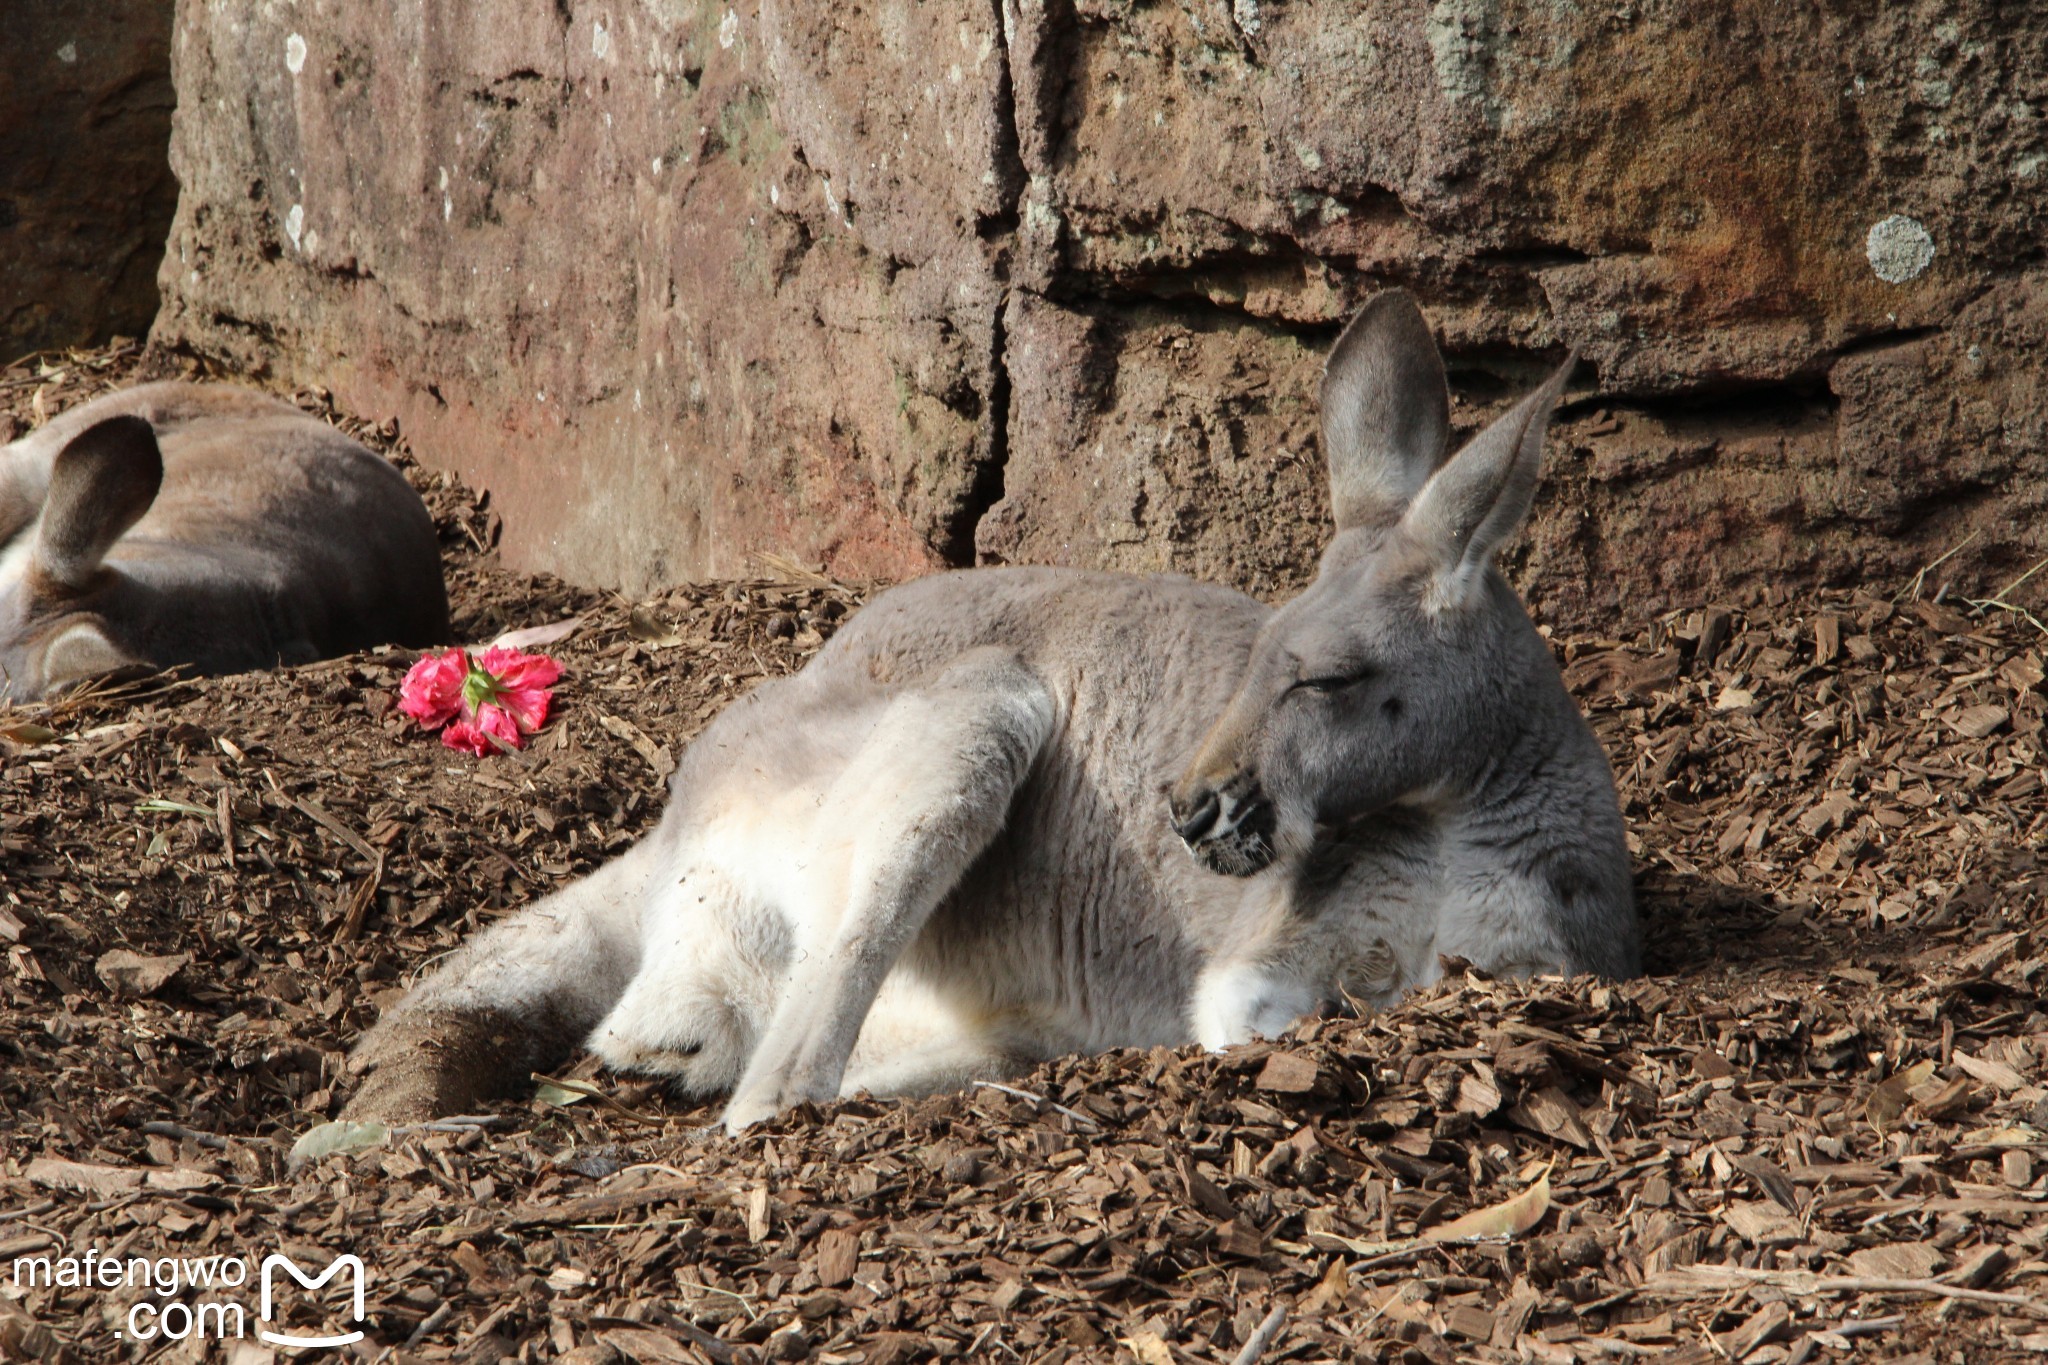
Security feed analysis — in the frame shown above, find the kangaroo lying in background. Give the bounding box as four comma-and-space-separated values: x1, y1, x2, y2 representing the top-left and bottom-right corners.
0, 382, 449, 701
344, 291, 1637, 1133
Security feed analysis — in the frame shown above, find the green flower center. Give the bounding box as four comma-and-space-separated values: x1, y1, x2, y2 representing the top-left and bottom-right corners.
462, 661, 510, 714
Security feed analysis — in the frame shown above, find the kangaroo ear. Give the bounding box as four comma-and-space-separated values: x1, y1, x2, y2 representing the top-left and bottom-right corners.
1399, 351, 1578, 612
1320, 290, 1451, 532
35, 414, 162, 589
36, 617, 139, 692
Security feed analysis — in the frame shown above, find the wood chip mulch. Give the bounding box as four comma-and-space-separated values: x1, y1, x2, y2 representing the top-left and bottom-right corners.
1, 345, 2044, 1364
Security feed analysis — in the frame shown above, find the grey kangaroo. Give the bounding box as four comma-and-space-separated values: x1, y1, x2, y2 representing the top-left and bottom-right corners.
0, 382, 448, 701
344, 291, 1637, 1133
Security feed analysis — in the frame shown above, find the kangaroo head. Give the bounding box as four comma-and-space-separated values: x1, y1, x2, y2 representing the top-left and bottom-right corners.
1168, 291, 1577, 876
0, 414, 159, 700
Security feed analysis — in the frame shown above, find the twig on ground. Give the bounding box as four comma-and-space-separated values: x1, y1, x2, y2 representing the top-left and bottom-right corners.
621, 1162, 696, 1181
1229, 1306, 1288, 1365
139, 1120, 229, 1150
337, 850, 385, 941
753, 550, 849, 590
0, 1201, 57, 1225
397, 1116, 511, 1134
1964, 551, 2048, 637
531, 1073, 666, 1125
972, 1080, 1101, 1129
1346, 1242, 1444, 1273
288, 793, 380, 865
1896, 530, 1980, 603
460, 1302, 516, 1345
405, 1301, 455, 1348
1824, 1316, 1904, 1340
1651, 1265, 2048, 1318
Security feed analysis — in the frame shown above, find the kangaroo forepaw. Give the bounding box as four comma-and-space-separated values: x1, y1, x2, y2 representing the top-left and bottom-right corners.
721, 1053, 842, 1135
592, 1006, 752, 1100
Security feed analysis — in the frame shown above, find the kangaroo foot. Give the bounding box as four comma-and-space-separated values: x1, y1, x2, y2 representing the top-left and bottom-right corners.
340, 1008, 561, 1123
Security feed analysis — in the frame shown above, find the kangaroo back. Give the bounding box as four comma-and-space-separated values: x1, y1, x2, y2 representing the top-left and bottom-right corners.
0, 382, 449, 700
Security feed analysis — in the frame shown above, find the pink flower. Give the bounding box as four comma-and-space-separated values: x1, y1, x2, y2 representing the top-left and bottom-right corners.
398, 648, 468, 728
471, 646, 560, 735
397, 645, 562, 756
442, 706, 520, 756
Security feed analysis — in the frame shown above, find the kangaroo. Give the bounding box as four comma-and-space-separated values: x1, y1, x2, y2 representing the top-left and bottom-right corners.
0, 382, 449, 701
343, 291, 1637, 1133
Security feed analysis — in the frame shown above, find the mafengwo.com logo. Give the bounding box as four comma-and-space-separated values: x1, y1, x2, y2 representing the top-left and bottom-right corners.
11, 1247, 368, 1347
257, 1254, 368, 1348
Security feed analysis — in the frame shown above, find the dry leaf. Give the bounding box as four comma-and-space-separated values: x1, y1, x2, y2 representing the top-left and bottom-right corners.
1, 721, 60, 745
534, 1080, 592, 1107
1303, 1230, 1419, 1258
491, 614, 586, 650
1117, 1330, 1176, 1365
25, 1157, 145, 1197
289, 1120, 391, 1169
599, 713, 676, 779
94, 949, 190, 997
1299, 1255, 1351, 1315
136, 798, 214, 818
1422, 1163, 1552, 1242
1863, 1058, 1936, 1128
627, 607, 684, 648
1951, 1050, 2027, 1092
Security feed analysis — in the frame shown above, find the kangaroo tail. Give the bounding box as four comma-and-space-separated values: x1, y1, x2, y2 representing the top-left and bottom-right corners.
341, 832, 660, 1121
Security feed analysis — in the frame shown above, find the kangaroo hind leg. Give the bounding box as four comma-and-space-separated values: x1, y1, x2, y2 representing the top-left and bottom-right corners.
342, 831, 660, 1121
721, 647, 1054, 1133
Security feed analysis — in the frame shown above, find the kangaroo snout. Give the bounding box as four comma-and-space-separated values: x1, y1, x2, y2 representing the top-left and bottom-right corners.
1168, 767, 1277, 877
1169, 785, 1222, 844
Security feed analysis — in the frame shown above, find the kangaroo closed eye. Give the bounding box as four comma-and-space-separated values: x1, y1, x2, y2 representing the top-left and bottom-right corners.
1293, 668, 1373, 693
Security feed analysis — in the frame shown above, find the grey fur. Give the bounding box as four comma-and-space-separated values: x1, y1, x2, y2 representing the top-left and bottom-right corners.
344, 291, 1638, 1133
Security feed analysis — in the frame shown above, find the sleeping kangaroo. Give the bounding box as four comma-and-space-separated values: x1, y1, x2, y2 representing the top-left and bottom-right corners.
344, 291, 1637, 1133
0, 382, 448, 701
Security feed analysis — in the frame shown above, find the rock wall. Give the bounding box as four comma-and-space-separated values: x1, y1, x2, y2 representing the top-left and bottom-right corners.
1, 0, 178, 361
155, 0, 2047, 622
